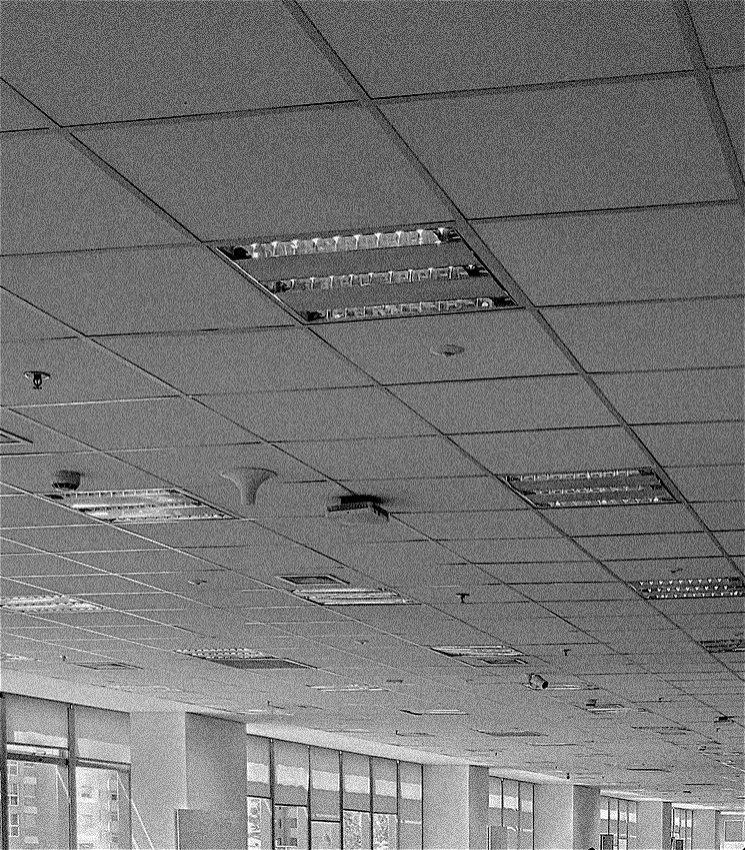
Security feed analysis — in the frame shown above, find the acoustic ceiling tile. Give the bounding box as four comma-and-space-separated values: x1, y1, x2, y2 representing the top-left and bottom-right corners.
447, 536, 586, 564
77, 108, 450, 239
548, 503, 701, 538
601, 556, 735, 581
0, 553, 101, 579
688, 0, 745, 67
304, 0, 689, 95
0, 290, 74, 343
634, 421, 744, 467
543, 299, 744, 372
382, 77, 735, 218
713, 69, 745, 172
0, 409, 85, 456
579, 532, 722, 561
473, 204, 744, 306
0, 134, 182, 253
391, 375, 616, 434
666, 464, 744, 504
0, 80, 52, 130
1, 524, 165, 555
0, 0, 350, 123
495, 561, 611, 584
693, 502, 745, 531
0, 495, 96, 530
402, 510, 557, 541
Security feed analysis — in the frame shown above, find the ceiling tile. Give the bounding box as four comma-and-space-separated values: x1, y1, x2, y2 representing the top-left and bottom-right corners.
454, 426, 649, 475
0, 338, 170, 406
24, 574, 157, 596
382, 77, 736, 218
391, 376, 616, 433
22, 398, 254, 451
304, 0, 689, 95
0, 134, 182, 253
0, 409, 85, 455
497, 561, 612, 583
666, 464, 744, 504
713, 69, 745, 172
596, 368, 744, 424
0, 247, 290, 335
548, 503, 701, 537
77, 108, 450, 239
402, 510, 557, 541
0, 80, 52, 130
447, 537, 586, 564
262, 514, 425, 549
692, 502, 745, 531
2, 523, 165, 554
281, 436, 484, 480
0, 1, 350, 123
201, 387, 435, 442
0, 495, 96, 530
716, 530, 744, 556
602, 556, 736, 581
543, 299, 744, 372
317, 310, 570, 384
634, 421, 744, 467
688, 0, 745, 66
474, 204, 744, 305
513, 582, 637, 603
342, 476, 526, 512
100, 329, 370, 394
0, 553, 101, 579
579, 532, 722, 560
0, 288, 76, 342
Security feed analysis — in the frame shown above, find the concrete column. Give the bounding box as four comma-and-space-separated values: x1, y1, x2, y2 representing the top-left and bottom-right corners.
534, 785, 574, 850
130, 712, 188, 850
692, 809, 719, 850
637, 800, 672, 850
573, 786, 601, 850
423, 764, 489, 850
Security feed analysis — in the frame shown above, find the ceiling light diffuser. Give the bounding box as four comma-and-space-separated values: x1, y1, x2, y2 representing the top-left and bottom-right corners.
400, 709, 469, 717
700, 638, 745, 654
0, 595, 104, 613
431, 644, 526, 667
500, 467, 676, 508
308, 683, 388, 693
47, 488, 235, 523
0, 427, 31, 445
633, 576, 745, 600
277, 574, 347, 588
175, 648, 311, 670
293, 586, 416, 606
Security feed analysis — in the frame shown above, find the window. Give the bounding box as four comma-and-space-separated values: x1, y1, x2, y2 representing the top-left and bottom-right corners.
9, 813, 20, 838
76, 765, 131, 850
6, 760, 70, 849
311, 820, 341, 850
8, 780, 20, 807
275, 804, 308, 850
343, 810, 371, 850
724, 820, 744, 842
247, 797, 271, 850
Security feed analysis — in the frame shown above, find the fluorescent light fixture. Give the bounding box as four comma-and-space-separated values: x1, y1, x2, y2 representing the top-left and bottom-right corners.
500, 467, 676, 509
633, 576, 745, 600
395, 731, 434, 738
308, 683, 388, 693
400, 709, 469, 717
175, 648, 311, 670
0, 595, 104, 613
47, 488, 234, 523
584, 701, 631, 714
293, 586, 416, 606
431, 644, 526, 667
0, 652, 34, 662
277, 574, 347, 588
74, 661, 143, 671
304, 296, 505, 323
0, 427, 31, 445
474, 729, 544, 738
700, 637, 745, 653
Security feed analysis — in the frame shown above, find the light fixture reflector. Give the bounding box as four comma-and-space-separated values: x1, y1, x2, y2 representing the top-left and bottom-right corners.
277, 574, 347, 588
500, 467, 676, 508
0, 595, 103, 613
175, 648, 311, 670
48, 488, 234, 523
303, 296, 505, 323
308, 683, 389, 693
633, 576, 745, 600
293, 586, 416, 606
431, 644, 526, 667
700, 637, 745, 654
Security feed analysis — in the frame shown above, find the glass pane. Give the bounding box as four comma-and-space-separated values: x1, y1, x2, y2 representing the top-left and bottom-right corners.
724, 820, 744, 842
488, 777, 502, 828
7, 759, 70, 849
371, 759, 396, 815
275, 741, 310, 806
6, 695, 68, 749
372, 813, 397, 850
248, 797, 272, 850
247, 736, 271, 798
75, 706, 130, 764
342, 753, 370, 812
628, 802, 637, 841
399, 814, 422, 850
609, 799, 618, 836
343, 811, 371, 850
398, 762, 422, 819
76, 765, 131, 850
311, 748, 340, 820
312, 821, 341, 850
503, 780, 518, 834
274, 805, 308, 850
519, 782, 533, 843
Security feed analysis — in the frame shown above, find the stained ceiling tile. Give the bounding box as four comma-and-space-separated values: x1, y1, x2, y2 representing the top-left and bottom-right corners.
382, 78, 735, 218
0, 0, 351, 123
304, 0, 689, 95
474, 204, 744, 306
543, 299, 744, 372
391, 375, 616, 434
77, 108, 450, 239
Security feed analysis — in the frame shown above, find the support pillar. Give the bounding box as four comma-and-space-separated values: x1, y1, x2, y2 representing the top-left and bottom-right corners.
423, 764, 489, 849
637, 800, 673, 850
533, 784, 600, 850
692, 809, 719, 850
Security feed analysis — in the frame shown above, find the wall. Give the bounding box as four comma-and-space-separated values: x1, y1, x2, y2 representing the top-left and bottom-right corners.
424, 765, 470, 850
693, 808, 719, 850
534, 784, 574, 850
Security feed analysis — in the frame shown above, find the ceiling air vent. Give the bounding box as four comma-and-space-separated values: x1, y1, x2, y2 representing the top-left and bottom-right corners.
500, 467, 676, 508
700, 637, 745, 654
431, 644, 527, 667
46, 488, 235, 523
292, 586, 416, 607
219, 224, 515, 323
0, 595, 104, 614
584, 700, 631, 715
326, 496, 389, 524
0, 427, 31, 446
175, 648, 312, 670
277, 574, 347, 588
633, 576, 745, 600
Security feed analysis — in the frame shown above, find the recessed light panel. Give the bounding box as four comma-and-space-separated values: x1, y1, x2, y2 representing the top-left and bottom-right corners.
48, 488, 235, 523
308, 683, 388, 693
175, 648, 311, 670
293, 586, 416, 606
277, 574, 347, 588
400, 708, 469, 717
700, 638, 745, 654
220, 224, 515, 323
0, 427, 31, 446
475, 729, 544, 738
431, 644, 526, 667
74, 661, 143, 671
584, 701, 631, 714
501, 467, 676, 509
0, 595, 104, 613
633, 576, 745, 600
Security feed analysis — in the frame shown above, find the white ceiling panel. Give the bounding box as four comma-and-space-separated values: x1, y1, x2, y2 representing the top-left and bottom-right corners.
0, 553, 101, 579
119, 519, 287, 550
474, 204, 744, 305
0, 247, 290, 334
543, 299, 745, 372
304, 0, 689, 96
201, 387, 435, 442
391, 376, 616, 434
514, 582, 637, 603
77, 108, 450, 239
548, 503, 701, 537
0, 134, 182, 253
596, 368, 744, 424
688, 0, 745, 67
713, 69, 745, 172
447, 537, 586, 564
1, 524, 165, 554
634, 421, 745, 467
0, 80, 51, 130
667, 464, 744, 504
0, 290, 74, 342
0, 495, 96, 530
454, 426, 649, 476
22, 573, 161, 597
601, 556, 737, 581
0, 1, 350, 124
282, 436, 484, 481
22, 398, 254, 451
382, 78, 735, 218
578, 532, 722, 561
0, 338, 171, 406
716, 530, 745, 556
100, 329, 370, 394
489, 561, 612, 584
693, 502, 745, 531
402, 510, 557, 541
0, 409, 85, 455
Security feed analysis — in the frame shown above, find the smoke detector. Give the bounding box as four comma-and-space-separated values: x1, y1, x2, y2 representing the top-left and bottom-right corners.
326, 496, 389, 525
